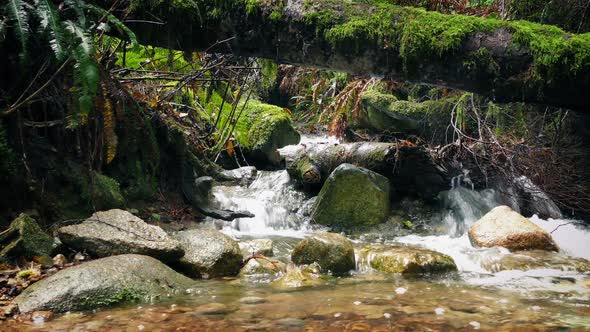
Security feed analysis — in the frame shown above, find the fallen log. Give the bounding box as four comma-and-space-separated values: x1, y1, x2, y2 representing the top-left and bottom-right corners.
285, 142, 449, 199
100, 0, 590, 110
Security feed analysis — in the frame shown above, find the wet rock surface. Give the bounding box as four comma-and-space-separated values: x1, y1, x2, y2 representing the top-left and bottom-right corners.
312, 164, 390, 231
468, 206, 558, 251
358, 245, 457, 274
14, 254, 193, 313
173, 228, 243, 278
239, 239, 274, 258
57, 209, 184, 262
291, 232, 356, 275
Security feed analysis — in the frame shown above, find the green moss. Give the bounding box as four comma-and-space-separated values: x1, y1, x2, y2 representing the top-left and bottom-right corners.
311, 164, 390, 231
0, 214, 54, 261
79, 172, 125, 210
362, 245, 457, 274
78, 288, 143, 310
200, 90, 299, 162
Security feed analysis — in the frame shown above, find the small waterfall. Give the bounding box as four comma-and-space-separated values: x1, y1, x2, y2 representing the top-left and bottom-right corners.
210, 170, 311, 237
438, 171, 500, 236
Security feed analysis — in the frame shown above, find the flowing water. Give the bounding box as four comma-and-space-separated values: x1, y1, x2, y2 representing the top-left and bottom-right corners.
6, 136, 590, 331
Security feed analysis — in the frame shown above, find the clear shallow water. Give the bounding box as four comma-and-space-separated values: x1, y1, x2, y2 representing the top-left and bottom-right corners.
6, 274, 590, 331
6, 136, 590, 331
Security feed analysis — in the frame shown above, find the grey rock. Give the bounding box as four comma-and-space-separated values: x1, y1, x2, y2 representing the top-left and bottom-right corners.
239, 239, 274, 258
14, 254, 194, 313
57, 209, 184, 262
173, 228, 243, 278
221, 166, 258, 186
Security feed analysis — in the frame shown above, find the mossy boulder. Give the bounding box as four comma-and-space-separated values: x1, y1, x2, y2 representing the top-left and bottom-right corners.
291, 232, 355, 275
0, 214, 55, 262
14, 254, 194, 313
173, 229, 243, 278
358, 245, 457, 275
468, 206, 559, 251
311, 164, 390, 231
57, 209, 184, 262
204, 92, 300, 165
271, 263, 329, 290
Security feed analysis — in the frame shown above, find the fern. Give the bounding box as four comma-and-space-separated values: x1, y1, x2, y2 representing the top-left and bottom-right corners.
6, 0, 29, 60
85, 4, 138, 49
35, 0, 67, 60
64, 0, 87, 27
64, 20, 93, 55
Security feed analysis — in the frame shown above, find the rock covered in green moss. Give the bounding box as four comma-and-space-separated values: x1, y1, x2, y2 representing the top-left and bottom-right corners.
357, 90, 421, 133
204, 91, 300, 165
271, 263, 329, 290
57, 209, 184, 262
311, 164, 390, 231
291, 232, 355, 275
0, 214, 55, 262
468, 205, 558, 251
173, 228, 243, 278
358, 245, 457, 274
14, 254, 194, 313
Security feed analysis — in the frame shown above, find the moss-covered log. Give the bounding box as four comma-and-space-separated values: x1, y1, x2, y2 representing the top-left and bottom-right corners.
285, 141, 448, 199
103, 0, 590, 110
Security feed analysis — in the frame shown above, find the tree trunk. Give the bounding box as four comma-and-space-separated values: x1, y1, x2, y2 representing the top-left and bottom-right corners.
285, 142, 449, 199
103, 0, 590, 110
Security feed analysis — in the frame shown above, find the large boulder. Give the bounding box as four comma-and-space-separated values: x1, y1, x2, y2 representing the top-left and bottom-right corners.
358, 245, 457, 274
57, 209, 184, 262
0, 214, 55, 261
311, 164, 390, 230
173, 229, 243, 278
291, 232, 355, 275
14, 254, 193, 313
468, 205, 558, 251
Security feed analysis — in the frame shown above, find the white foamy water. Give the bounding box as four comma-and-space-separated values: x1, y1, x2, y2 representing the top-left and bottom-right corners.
530, 215, 590, 260
210, 170, 312, 237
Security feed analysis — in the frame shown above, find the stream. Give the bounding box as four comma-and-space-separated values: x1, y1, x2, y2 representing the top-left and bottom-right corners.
7, 136, 590, 331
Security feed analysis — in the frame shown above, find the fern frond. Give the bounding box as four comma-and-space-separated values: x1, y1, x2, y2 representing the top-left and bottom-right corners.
6, 0, 30, 60
35, 0, 67, 60
64, 20, 92, 55
64, 0, 87, 27
85, 4, 138, 49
